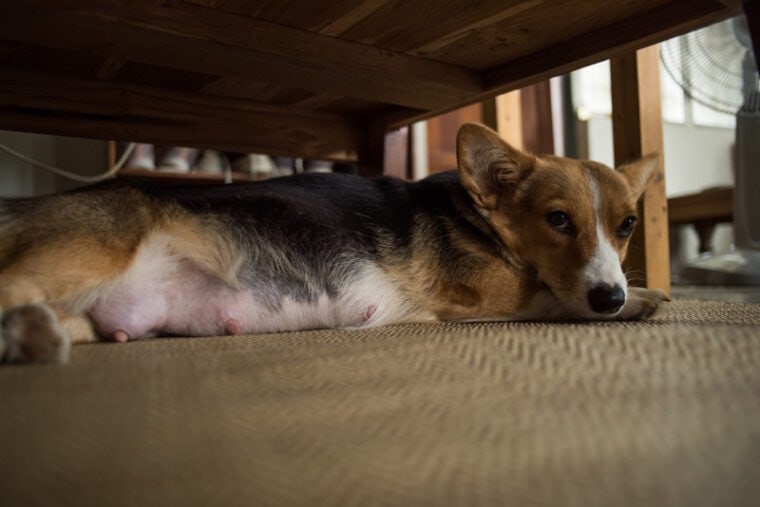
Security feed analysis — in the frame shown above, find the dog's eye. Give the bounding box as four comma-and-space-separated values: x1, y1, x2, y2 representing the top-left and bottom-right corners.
617, 216, 637, 238
546, 211, 573, 233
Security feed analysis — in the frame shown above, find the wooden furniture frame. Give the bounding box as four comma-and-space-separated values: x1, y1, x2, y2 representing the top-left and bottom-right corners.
669, 188, 734, 254
0, 0, 755, 291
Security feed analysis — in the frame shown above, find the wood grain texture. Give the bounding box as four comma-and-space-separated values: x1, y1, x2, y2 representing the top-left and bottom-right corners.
668, 188, 733, 225
0, 0, 482, 110
494, 92, 524, 150
0, 0, 742, 165
0, 71, 361, 161
386, 1, 739, 129
611, 47, 671, 294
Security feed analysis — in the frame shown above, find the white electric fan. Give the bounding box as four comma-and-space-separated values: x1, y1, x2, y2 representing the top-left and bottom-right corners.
661, 15, 760, 285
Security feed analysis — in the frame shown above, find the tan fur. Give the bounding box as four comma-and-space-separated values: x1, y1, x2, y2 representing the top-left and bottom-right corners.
455, 123, 659, 318
0, 184, 245, 362
0, 123, 665, 364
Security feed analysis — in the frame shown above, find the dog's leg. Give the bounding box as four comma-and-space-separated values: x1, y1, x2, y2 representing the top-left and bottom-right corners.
0, 237, 136, 364
615, 287, 670, 321
513, 286, 670, 321
0, 305, 98, 364
511, 289, 576, 321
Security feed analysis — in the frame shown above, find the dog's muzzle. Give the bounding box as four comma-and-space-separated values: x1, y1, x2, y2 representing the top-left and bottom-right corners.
587, 283, 625, 314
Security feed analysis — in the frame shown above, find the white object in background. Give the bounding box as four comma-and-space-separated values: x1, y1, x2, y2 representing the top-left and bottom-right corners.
127, 143, 155, 170
233, 154, 278, 177
195, 150, 226, 175
304, 160, 333, 173
158, 147, 199, 173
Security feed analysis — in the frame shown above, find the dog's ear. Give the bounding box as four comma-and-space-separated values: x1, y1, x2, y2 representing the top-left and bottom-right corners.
617, 152, 660, 200
457, 123, 534, 210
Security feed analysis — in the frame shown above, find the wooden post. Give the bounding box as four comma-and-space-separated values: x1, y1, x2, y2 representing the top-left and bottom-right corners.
493, 91, 524, 150
520, 82, 555, 155
610, 46, 671, 294
359, 119, 409, 178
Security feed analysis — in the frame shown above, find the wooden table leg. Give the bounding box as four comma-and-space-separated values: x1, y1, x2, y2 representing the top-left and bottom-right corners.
359, 119, 409, 178
610, 46, 671, 294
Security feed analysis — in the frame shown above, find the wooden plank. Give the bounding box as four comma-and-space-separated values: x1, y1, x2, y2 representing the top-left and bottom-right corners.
318, 0, 394, 37
0, 0, 481, 111
668, 188, 733, 225
493, 92, 524, 150
519, 82, 554, 155
382, 127, 410, 179
485, 0, 738, 92
0, 71, 361, 162
426, 104, 484, 174
337, 0, 545, 52
611, 46, 670, 294
189, 0, 394, 36
357, 122, 409, 179
117, 168, 268, 185
358, 118, 388, 177
386, 0, 740, 128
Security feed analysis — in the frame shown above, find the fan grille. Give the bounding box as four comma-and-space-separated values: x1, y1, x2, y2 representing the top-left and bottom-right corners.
660, 17, 753, 115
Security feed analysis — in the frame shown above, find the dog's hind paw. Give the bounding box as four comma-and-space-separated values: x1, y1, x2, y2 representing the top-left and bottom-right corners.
618, 287, 671, 321
1, 304, 70, 364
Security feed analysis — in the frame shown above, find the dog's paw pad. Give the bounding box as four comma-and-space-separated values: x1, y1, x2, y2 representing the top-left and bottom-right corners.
1, 304, 70, 364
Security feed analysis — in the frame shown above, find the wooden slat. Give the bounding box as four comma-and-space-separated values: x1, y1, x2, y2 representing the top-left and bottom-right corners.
386, 0, 739, 129
336, 0, 545, 52
668, 188, 733, 225
0, 0, 481, 111
318, 0, 394, 37
188, 0, 393, 36
519, 82, 555, 155
485, 0, 738, 92
417, 0, 663, 68
382, 127, 410, 179
0, 71, 361, 162
611, 46, 670, 294
493, 92, 524, 150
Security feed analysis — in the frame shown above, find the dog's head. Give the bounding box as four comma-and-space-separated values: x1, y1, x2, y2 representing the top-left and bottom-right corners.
457, 123, 658, 318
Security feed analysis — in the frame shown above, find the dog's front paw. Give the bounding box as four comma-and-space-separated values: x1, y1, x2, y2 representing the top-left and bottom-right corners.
618, 287, 671, 321
1, 304, 70, 364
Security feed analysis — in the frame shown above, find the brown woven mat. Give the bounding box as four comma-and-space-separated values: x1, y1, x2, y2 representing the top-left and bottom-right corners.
2, 299, 760, 506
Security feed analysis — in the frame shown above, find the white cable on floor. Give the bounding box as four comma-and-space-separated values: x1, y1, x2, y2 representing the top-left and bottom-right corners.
0, 142, 136, 183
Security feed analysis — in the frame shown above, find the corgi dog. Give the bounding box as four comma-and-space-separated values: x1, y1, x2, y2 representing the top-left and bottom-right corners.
0, 123, 669, 364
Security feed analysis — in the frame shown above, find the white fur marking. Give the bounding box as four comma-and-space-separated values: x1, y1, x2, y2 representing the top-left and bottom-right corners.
584, 173, 627, 292
89, 234, 428, 339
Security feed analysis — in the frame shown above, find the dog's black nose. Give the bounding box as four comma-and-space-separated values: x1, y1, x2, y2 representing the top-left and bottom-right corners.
587, 283, 625, 314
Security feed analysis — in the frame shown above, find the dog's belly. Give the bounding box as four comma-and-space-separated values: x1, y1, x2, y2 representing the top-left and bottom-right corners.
87, 242, 421, 340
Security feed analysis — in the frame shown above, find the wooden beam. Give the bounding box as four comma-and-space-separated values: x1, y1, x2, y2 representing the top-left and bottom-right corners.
493, 92, 524, 150
485, 0, 739, 92
359, 120, 414, 180
0, 71, 361, 162
520, 82, 554, 155
0, 0, 481, 111
382, 127, 411, 179
610, 46, 671, 294
668, 188, 733, 226
387, 0, 740, 128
